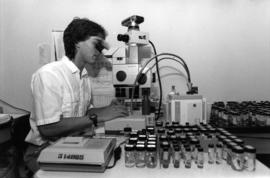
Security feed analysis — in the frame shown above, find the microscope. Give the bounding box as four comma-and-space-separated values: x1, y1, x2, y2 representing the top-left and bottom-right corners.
105, 15, 207, 133
111, 15, 152, 107
105, 15, 154, 134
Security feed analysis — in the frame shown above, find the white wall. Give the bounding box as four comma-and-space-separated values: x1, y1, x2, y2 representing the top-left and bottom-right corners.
1, 0, 270, 111
0, 0, 4, 96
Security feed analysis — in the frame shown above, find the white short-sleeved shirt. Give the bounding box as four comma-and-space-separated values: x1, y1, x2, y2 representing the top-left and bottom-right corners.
25, 56, 92, 145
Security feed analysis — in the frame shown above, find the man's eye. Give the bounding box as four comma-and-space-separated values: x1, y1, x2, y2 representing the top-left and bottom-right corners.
95, 40, 104, 53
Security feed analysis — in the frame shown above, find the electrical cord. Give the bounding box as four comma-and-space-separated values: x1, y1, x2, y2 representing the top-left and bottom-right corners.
145, 57, 186, 78
106, 139, 127, 169
142, 56, 188, 120
145, 57, 189, 89
130, 53, 192, 115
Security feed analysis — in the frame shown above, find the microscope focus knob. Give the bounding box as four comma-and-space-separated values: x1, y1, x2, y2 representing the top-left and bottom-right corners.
116, 71, 127, 82
117, 34, 129, 43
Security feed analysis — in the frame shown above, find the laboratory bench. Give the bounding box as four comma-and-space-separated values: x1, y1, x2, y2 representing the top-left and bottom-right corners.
35, 153, 270, 178
34, 127, 270, 178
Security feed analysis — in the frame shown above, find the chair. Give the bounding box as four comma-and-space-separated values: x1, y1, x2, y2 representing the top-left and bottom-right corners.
11, 113, 33, 177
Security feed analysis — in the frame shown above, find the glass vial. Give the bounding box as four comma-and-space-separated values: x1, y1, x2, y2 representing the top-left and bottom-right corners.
216, 143, 223, 164
125, 144, 135, 168
161, 146, 170, 168
173, 146, 181, 168
197, 147, 204, 168
222, 139, 230, 161
146, 144, 157, 168
244, 145, 256, 171
123, 127, 132, 138
135, 144, 146, 168
208, 143, 215, 164
185, 147, 192, 168
231, 146, 244, 171
227, 142, 238, 166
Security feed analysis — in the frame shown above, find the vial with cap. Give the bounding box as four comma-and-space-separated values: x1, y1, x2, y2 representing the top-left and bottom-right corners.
244, 145, 256, 171
231, 146, 244, 171
125, 144, 135, 168
185, 147, 192, 168
208, 143, 215, 164
197, 147, 204, 168
135, 144, 146, 168
216, 143, 223, 164
161, 146, 170, 168
146, 144, 157, 168
173, 146, 181, 168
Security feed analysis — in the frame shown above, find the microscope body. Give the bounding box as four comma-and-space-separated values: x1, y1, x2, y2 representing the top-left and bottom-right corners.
111, 16, 153, 102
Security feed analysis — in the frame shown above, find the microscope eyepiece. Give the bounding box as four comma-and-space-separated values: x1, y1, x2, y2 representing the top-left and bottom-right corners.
117, 34, 129, 43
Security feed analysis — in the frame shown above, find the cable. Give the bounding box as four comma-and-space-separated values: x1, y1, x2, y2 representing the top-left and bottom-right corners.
149, 40, 162, 120
142, 56, 188, 120
145, 57, 186, 76
146, 58, 189, 87
130, 53, 192, 114
106, 139, 127, 169
136, 53, 191, 85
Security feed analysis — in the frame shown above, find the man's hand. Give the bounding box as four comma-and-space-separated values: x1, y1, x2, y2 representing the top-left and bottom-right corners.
88, 101, 129, 123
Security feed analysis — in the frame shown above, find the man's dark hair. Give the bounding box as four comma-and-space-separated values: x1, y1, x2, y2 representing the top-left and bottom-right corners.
63, 17, 106, 60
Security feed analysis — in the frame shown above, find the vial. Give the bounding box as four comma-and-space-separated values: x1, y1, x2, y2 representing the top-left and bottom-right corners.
155, 121, 163, 130
167, 129, 175, 137
197, 147, 204, 168
185, 147, 192, 168
173, 146, 181, 168
125, 144, 135, 168
231, 146, 244, 171
216, 143, 223, 164
157, 128, 165, 141
233, 138, 244, 146
129, 137, 138, 145
227, 142, 238, 166
244, 145, 256, 171
190, 138, 199, 160
138, 134, 147, 141
146, 144, 157, 168
175, 128, 182, 137
222, 138, 230, 161
208, 143, 215, 164
130, 131, 138, 138
146, 126, 155, 135
123, 127, 132, 138
135, 144, 146, 168
161, 146, 170, 168
194, 144, 201, 164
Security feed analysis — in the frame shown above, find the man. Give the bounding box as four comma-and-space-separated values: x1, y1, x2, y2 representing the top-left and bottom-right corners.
24, 17, 128, 173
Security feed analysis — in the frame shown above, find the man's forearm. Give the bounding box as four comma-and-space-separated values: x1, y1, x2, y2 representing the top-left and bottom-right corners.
38, 115, 92, 139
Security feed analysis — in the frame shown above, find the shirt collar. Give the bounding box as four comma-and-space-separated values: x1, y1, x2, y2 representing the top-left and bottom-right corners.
62, 56, 88, 77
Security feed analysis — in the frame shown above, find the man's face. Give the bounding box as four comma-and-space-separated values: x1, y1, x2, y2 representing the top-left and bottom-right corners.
76, 35, 108, 65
